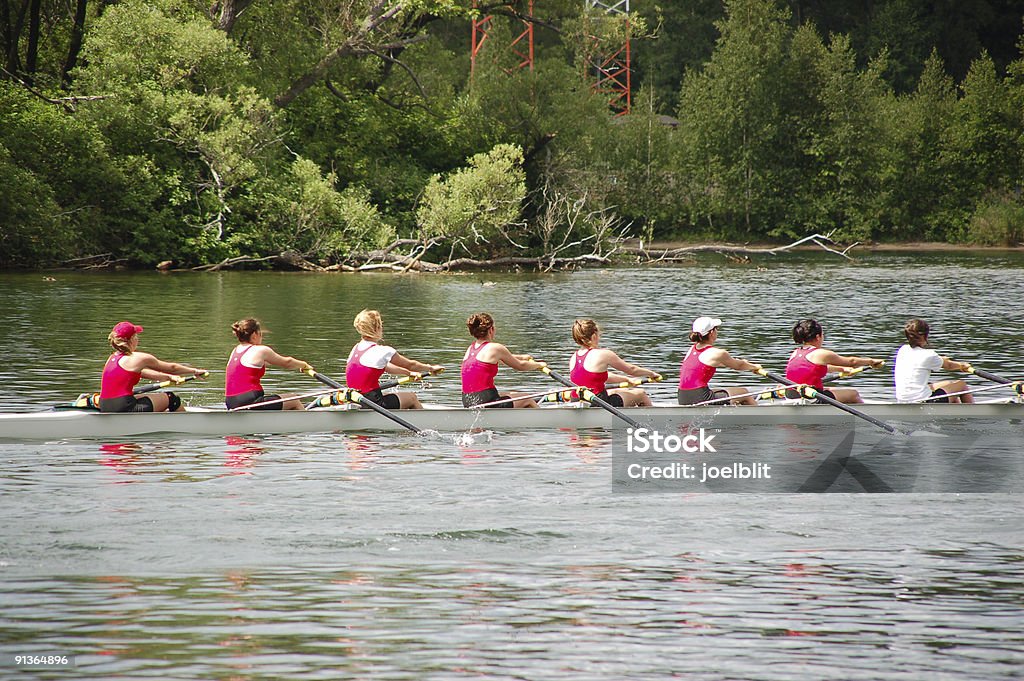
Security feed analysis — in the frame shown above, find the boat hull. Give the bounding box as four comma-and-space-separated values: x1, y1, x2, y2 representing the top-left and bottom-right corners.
0, 401, 1021, 440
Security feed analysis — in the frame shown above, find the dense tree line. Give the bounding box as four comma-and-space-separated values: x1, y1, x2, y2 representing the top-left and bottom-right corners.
1, 0, 1022, 269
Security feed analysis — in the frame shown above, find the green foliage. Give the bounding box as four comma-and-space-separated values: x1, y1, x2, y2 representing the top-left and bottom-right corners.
74, 0, 284, 264
0, 143, 68, 267
254, 157, 397, 260
675, 0, 800, 236
0, 81, 164, 266
799, 36, 890, 240
966, 194, 1024, 245
417, 144, 527, 250
873, 51, 959, 239
3, 0, 1024, 270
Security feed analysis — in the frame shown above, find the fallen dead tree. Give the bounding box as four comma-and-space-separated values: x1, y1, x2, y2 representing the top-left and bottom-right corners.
621, 233, 860, 263
189, 233, 858, 273
62, 253, 129, 269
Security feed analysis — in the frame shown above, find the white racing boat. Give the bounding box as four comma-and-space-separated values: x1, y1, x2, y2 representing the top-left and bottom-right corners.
0, 400, 1021, 440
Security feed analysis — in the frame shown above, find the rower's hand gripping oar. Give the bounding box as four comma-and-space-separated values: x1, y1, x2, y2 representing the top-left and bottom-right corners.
963, 364, 1024, 395
307, 367, 444, 409
304, 368, 424, 434
761, 365, 876, 400
755, 369, 899, 434
134, 370, 209, 394
540, 366, 644, 429
543, 374, 664, 403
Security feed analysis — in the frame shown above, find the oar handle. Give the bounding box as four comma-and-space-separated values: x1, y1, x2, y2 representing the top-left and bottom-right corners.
133, 370, 209, 394
541, 366, 642, 429
305, 368, 423, 433
755, 369, 897, 434
384, 366, 445, 390
838, 365, 871, 379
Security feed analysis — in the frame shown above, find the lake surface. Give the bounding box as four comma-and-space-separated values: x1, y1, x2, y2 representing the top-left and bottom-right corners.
1, 252, 1022, 679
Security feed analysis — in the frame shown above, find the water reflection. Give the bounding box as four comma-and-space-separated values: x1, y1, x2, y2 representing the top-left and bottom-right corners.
3, 552, 1020, 679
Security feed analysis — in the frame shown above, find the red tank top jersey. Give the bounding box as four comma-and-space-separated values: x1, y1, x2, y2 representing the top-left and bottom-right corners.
678, 344, 717, 390
225, 345, 265, 397
462, 342, 499, 393
570, 348, 608, 395
100, 353, 141, 399
346, 342, 387, 392
786, 346, 828, 389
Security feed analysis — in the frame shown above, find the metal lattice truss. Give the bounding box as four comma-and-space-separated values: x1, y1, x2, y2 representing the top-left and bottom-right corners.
471, 1, 535, 76
585, 0, 631, 114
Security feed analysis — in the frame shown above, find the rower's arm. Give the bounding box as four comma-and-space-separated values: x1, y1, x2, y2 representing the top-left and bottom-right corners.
496, 346, 545, 372
710, 349, 761, 373
604, 351, 660, 379
814, 349, 884, 369
259, 346, 311, 372
941, 357, 970, 372
388, 353, 443, 376
137, 353, 206, 380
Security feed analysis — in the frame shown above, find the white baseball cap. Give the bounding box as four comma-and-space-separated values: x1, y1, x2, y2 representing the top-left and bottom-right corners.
692, 316, 722, 335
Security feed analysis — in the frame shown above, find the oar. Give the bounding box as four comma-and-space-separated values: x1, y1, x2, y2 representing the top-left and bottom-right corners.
61, 371, 210, 410
543, 374, 664, 404
828, 365, 871, 382
964, 364, 1023, 396
304, 368, 424, 433
607, 374, 664, 389
381, 366, 444, 390
755, 369, 898, 434
306, 367, 444, 409
134, 370, 209, 394
964, 364, 1017, 385
540, 366, 643, 429
761, 365, 874, 400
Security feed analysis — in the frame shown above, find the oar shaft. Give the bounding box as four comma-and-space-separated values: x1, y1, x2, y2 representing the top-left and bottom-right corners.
758, 370, 897, 434
306, 369, 422, 433
378, 366, 443, 391
542, 367, 642, 429
968, 366, 1014, 384
133, 371, 208, 394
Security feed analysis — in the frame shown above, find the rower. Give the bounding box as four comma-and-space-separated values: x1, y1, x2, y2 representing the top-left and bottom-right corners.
225, 318, 311, 410
569, 319, 660, 407
894, 319, 974, 403
785, 319, 884, 404
100, 321, 206, 413
346, 309, 443, 409
677, 317, 762, 406
462, 313, 546, 408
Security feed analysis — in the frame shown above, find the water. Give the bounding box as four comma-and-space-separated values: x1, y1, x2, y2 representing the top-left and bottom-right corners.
1, 252, 1023, 679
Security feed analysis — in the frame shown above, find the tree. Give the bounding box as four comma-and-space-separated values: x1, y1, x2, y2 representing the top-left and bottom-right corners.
675, 0, 800, 236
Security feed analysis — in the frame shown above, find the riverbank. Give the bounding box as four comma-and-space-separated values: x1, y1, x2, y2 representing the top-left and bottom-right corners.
643, 240, 1024, 252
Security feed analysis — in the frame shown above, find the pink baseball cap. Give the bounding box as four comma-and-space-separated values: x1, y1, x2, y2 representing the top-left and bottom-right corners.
112, 321, 144, 338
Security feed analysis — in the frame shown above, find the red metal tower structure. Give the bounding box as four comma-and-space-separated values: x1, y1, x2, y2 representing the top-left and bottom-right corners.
470, 1, 632, 115
585, 0, 632, 115
471, 1, 535, 75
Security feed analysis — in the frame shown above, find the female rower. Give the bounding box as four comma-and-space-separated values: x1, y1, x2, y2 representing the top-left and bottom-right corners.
569, 319, 660, 407
225, 318, 311, 410
894, 318, 973, 403
677, 317, 762, 406
347, 309, 443, 409
785, 319, 885, 404
462, 312, 546, 408
99, 321, 206, 413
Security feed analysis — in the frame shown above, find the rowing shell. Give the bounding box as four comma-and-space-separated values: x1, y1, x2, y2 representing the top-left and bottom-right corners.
0, 400, 1021, 441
